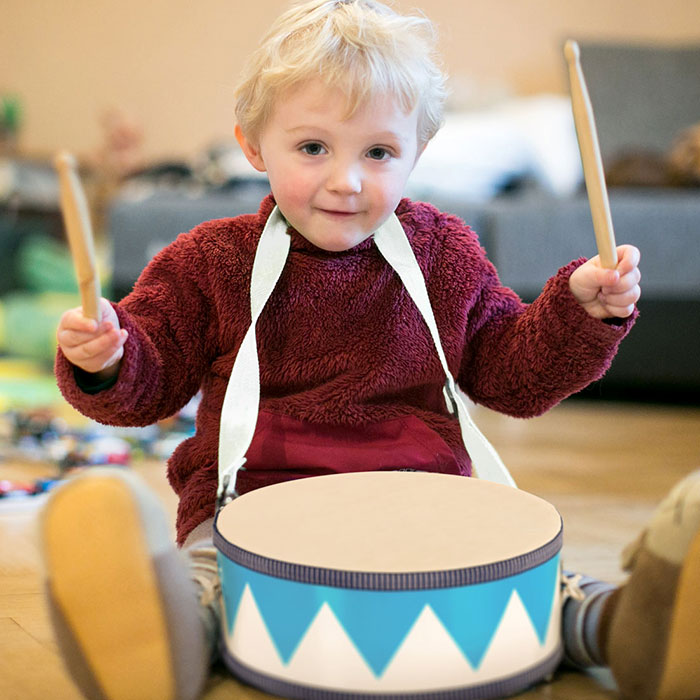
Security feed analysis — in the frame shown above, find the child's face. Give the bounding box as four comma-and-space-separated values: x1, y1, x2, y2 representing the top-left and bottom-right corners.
237, 81, 423, 251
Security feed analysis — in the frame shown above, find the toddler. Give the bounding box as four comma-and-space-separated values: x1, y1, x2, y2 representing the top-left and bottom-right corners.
42, 2, 699, 700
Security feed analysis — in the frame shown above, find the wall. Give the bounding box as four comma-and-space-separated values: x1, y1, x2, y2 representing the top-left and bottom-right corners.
2, 0, 700, 162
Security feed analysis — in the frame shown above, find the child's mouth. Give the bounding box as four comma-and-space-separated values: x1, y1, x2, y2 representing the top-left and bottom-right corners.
318, 208, 358, 218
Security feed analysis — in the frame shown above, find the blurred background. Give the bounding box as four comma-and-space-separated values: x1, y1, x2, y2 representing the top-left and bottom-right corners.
2, 8, 699, 698
3, 0, 700, 160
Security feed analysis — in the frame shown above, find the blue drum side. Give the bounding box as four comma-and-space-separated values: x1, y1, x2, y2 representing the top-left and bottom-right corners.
217, 550, 561, 677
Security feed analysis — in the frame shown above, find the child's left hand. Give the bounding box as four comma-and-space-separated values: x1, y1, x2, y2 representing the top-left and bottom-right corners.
569, 245, 641, 320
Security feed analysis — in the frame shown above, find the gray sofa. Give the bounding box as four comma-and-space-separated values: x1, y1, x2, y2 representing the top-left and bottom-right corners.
109, 42, 700, 402
467, 41, 700, 401
434, 188, 700, 401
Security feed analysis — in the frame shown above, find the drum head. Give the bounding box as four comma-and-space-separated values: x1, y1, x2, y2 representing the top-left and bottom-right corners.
216, 472, 561, 576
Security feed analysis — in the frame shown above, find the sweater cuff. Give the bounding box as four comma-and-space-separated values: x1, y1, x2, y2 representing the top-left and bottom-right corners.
73, 366, 119, 394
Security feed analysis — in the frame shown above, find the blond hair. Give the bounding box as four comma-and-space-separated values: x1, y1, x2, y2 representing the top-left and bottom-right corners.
234, 0, 447, 145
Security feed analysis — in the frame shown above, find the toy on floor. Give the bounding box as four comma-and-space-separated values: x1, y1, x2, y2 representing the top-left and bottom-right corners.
0, 478, 61, 498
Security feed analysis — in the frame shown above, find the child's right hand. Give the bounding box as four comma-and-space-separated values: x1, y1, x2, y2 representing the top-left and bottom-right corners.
57, 298, 128, 380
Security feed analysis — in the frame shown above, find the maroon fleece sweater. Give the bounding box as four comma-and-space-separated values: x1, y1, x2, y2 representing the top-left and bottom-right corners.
56, 195, 635, 544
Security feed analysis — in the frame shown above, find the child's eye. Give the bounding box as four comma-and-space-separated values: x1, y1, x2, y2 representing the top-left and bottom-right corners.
300, 142, 326, 156
367, 147, 391, 161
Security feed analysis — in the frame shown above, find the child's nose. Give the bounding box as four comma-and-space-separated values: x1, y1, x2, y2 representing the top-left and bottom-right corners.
326, 161, 362, 194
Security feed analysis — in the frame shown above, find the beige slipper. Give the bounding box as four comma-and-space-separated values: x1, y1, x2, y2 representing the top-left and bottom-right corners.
39, 468, 208, 700
607, 469, 700, 700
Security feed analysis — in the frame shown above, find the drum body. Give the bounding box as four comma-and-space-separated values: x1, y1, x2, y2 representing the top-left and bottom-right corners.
214, 472, 563, 700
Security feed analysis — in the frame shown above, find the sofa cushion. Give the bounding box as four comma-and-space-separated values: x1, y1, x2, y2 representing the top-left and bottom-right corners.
577, 42, 700, 161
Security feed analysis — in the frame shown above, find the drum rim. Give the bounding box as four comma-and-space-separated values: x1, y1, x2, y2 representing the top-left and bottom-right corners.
213, 514, 563, 591
219, 641, 564, 699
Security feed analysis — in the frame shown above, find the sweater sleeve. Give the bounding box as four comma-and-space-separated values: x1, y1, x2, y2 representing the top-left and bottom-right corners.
457, 258, 636, 417
55, 229, 220, 426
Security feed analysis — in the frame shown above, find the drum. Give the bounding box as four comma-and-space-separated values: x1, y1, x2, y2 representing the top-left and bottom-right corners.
214, 471, 563, 699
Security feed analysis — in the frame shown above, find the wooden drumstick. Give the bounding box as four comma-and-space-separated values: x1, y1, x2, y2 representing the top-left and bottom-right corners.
54, 151, 102, 320
565, 40, 618, 269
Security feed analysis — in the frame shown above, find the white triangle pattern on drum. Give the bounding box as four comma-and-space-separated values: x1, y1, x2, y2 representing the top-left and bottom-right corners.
231, 591, 381, 689
478, 575, 561, 681
379, 604, 476, 688
285, 603, 381, 689
477, 589, 551, 680
543, 576, 563, 655
219, 550, 561, 675
229, 584, 283, 670
226, 582, 561, 693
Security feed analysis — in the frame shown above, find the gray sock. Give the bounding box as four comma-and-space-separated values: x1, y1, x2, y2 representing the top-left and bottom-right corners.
561, 571, 616, 668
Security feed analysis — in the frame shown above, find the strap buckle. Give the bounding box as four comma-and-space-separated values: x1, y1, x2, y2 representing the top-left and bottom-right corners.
216, 461, 245, 511
442, 378, 458, 416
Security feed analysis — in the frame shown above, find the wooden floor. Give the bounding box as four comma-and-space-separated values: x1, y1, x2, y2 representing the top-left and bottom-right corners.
2, 398, 700, 700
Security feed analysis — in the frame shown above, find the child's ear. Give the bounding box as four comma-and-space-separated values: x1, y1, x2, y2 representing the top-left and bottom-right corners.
235, 124, 266, 172
413, 141, 428, 167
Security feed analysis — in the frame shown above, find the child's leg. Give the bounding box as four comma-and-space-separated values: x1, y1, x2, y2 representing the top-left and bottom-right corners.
562, 469, 700, 700
40, 468, 210, 700
182, 518, 221, 659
